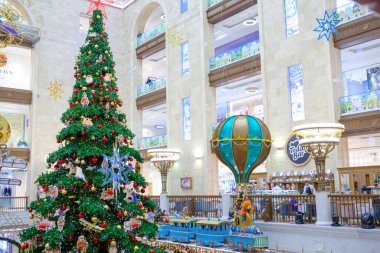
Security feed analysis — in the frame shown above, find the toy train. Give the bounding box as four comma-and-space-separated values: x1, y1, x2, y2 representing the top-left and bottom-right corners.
158, 219, 268, 252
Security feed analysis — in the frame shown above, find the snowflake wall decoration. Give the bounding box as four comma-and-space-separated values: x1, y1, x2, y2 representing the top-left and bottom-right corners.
313, 10, 341, 41
166, 27, 183, 48
48, 81, 64, 100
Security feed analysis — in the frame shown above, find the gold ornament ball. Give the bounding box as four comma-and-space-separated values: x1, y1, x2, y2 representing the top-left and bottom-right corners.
82, 87, 87, 91
104, 205, 109, 209
45, 243, 50, 249
117, 225, 121, 229
91, 136, 96, 140
88, 51, 92, 55
89, 27, 93, 31
91, 216, 98, 223
110, 102, 115, 106
104, 67, 108, 70
61, 189, 67, 195
110, 241, 117, 247
90, 186, 96, 191
105, 51, 109, 54
74, 159, 80, 164
96, 60, 100, 63
95, 45, 98, 49
80, 160, 85, 165
97, 15, 101, 19
75, 101, 79, 104
123, 211, 128, 216
134, 246, 138, 251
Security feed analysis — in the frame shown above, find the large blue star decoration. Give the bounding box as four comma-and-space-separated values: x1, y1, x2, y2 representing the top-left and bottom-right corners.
313, 10, 341, 41
98, 148, 134, 190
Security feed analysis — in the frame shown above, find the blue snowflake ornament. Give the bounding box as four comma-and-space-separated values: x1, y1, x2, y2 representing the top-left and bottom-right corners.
313, 10, 341, 41
98, 148, 134, 190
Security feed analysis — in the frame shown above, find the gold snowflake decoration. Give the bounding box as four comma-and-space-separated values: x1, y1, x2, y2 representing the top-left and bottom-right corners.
48, 81, 63, 100
166, 27, 183, 48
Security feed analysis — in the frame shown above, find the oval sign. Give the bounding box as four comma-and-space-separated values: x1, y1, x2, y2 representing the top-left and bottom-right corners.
286, 134, 311, 166
0, 53, 7, 67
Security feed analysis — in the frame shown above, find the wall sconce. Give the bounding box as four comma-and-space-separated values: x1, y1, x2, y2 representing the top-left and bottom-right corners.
273, 139, 286, 150
193, 148, 203, 159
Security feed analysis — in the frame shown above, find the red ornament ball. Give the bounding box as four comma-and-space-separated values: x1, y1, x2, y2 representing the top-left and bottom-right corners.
61, 204, 67, 211
100, 75, 104, 79
111, 116, 115, 121
94, 38, 98, 42
37, 236, 43, 242
118, 103, 123, 107
81, 131, 86, 136
74, 74, 77, 78
111, 130, 115, 135
102, 39, 106, 43
72, 153, 77, 158
70, 103, 75, 108
87, 62, 91, 66
145, 196, 149, 200
22, 243, 28, 250
100, 32, 104, 36
129, 157, 133, 162
28, 208, 33, 213
133, 183, 138, 188
100, 222, 107, 228
98, 123, 102, 128
130, 237, 137, 242
102, 136, 108, 143
138, 202, 143, 208
84, 183, 89, 189
107, 189, 113, 195
91, 157, 98, 163
78, 212, 84, 219
74, 66, 77, 70
36, 203, 41, 207
103, 57, 107, 61
141, 189, 145, 194
150, 250, 155, 253
117, 211, 123, 218
56, 139, 61, 143
93, 236, 99, 242
99, 102, 103, 106
91, 20, 95, 24
68, 235, 73, 241
93, 115, 98, 120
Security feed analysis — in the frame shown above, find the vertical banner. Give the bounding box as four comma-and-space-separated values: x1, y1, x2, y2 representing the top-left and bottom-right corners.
284, 0, 300, 37
181, 41, 189, 76
288, 64, 305, 121
182, 97, 191, 140
180, 0, 188, 13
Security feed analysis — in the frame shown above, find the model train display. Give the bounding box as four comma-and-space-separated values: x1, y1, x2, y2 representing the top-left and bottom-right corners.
158, 218, 268, 252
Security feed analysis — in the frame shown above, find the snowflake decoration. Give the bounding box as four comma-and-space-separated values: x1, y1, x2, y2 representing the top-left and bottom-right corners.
47, 81, 64, 100
98, 148, 134, 190
166, 27, 183, 48
313, 10, 341, 41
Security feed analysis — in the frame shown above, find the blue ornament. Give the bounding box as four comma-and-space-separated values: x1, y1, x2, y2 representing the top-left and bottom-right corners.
313, 10, 341, 41
98, 148, 134, 190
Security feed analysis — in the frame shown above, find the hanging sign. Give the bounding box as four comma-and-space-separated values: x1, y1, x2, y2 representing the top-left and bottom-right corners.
286, 134, 311, 166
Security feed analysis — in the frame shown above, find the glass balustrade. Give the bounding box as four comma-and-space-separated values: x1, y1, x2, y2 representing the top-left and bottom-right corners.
137, 77, 166, 97
136, 135, 167, 150
137, 22, 166, 47
339, 90, 380, 116
335, 1, 372, 24
209, 40, 260, 71
208, 0, 223, 8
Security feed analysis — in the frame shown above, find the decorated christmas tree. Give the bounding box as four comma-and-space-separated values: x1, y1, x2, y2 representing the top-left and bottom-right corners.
20, 6, 164, 253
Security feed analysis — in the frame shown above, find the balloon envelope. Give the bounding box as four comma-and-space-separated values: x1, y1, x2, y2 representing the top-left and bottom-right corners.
211, 115, 271, 184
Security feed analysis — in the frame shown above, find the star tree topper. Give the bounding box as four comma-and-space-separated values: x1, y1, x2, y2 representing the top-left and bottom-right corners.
99, 148, 134, 190
313, 10, 341, 41
87, 0, 114, 19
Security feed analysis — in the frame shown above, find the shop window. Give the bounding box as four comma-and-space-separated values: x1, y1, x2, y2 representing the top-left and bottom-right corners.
288, 64, 305, 122
182, 97, 191, 141
284, 0, 300, 38
180, 0, 188, 14
181, 41, 189, 76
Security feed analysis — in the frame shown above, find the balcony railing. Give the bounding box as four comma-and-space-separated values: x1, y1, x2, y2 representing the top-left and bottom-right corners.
335, 1, 372, 24
137, 22, 166, 47
208, 0, 223, 8
136, 134, 167, 150
209, 40, 260, 71
137, 77, 166, 97
168, 195, 222, 218
339, 90, 380, 116
329, 194, 380, 226
0, 197, 28, 212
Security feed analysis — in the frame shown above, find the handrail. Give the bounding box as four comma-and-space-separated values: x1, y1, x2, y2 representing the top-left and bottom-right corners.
137, 77, 166, 97
207, 0, 223, 8
339, 89, 380, 116
209, 40, 260, 71
136, 134, 167, 150
137, 22, 166, 47
335, 1, 373, 25
0, 196, 28, 211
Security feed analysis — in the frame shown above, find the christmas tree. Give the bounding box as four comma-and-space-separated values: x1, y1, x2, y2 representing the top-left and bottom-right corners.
20, 7, 164, 253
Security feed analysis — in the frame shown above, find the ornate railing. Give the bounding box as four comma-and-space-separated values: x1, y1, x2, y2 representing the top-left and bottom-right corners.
137, 22, 166, 47
168, 195, 222, 218
335, 1, 372, 24
0, 197, 28, 211
232, 194, 316, 224
137, 77, 166, 97
339, 90, 380, 116
208, 0, 223, 8
329, 194, 380, 227
209, 40, 260, 71
136, 135, 167, 150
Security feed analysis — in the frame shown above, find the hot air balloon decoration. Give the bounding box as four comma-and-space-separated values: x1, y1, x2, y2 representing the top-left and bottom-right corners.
211, 115, 272, 185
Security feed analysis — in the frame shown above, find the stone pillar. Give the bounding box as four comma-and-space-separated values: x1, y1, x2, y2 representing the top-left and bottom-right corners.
315, 192, 332, 226
160, 193, 169, 213
221, 193, 233, 219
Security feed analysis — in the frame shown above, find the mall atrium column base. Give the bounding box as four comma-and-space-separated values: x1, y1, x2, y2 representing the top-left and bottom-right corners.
315, 192, 332, 226
221, 193, 233, 220
160, 194, 169, 213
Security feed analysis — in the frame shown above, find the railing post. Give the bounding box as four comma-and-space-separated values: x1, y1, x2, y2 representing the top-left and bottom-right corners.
221, 193, 233, 219
160, 194, 169, 213
315, 192, 332, 226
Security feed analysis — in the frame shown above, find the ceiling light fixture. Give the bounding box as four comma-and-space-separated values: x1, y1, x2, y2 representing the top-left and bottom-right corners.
155, 125, 165, 129
243, 18, 257, 26
160, 14, 166, 20
246, 87, 258, 93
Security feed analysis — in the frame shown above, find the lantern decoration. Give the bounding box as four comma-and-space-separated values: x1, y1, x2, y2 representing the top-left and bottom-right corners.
211, 115, 272, 184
